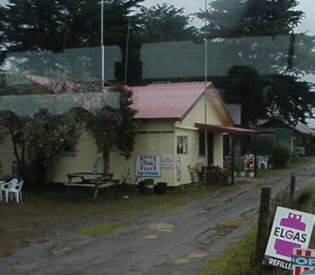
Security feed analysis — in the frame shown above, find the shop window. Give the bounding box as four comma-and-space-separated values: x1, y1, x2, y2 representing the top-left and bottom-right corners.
60, 143, 76, 156
177, 136, 188, 154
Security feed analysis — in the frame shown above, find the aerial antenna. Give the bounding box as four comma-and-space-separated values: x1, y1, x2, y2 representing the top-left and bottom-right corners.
100, 0, 105, 88
124, 18, 131, 86
204, 0, 208, 184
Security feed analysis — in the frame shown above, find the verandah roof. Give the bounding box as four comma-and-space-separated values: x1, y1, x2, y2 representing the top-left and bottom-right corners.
195, 123, 258, 135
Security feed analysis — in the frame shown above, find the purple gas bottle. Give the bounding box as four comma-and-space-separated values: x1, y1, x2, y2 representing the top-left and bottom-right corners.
274, 213, 306, 257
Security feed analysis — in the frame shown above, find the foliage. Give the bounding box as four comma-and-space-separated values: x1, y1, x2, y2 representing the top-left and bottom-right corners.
187, 165, 198, 184
264, 74, 314, 126
198, 0, 303, 39
272, 144, 291, 168
1, 0, 144, 53
224, 65, 313, 126
0, 107, 88, 187
0, 0, 196, 84
289, 151, 301, 164
225, 65, 266, 126
137, 4, 196, 43
86, 84, 137, 174
205, 165, 231, 184
0, 110, 28, 180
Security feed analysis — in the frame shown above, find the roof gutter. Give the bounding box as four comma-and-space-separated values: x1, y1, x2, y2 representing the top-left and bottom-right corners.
169, 121, 199, 131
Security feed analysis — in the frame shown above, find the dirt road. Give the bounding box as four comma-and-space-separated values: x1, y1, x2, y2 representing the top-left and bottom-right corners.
1, 160, 314, 275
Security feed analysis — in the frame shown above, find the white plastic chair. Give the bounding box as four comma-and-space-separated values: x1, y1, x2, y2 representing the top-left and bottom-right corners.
8, 180, 24, 203
1, 179, 18, 203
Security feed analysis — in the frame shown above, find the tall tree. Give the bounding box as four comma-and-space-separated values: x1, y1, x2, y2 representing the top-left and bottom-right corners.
2, 0, 143, 52
0, 1, 198, 83
0, 0, 144, 83
224, 65, 313, 126
198, 0, 303, 39
87, 84, 137, 174
137, 3, 196, 43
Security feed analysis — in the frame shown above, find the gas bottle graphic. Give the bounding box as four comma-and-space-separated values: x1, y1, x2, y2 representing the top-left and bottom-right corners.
274, 213, 306, 257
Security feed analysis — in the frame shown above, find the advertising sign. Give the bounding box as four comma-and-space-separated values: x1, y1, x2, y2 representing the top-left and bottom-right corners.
176, 156, 181, 181
245, 154, 255, 170
161, 155, 175, 168
292, 248, 315, 275
135, 154, 161, 177
264, 207, 315, 270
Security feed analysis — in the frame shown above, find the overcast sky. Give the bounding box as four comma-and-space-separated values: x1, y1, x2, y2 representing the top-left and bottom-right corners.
0, 0, 314, 35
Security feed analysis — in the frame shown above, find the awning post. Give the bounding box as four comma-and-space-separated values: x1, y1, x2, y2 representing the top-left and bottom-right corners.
204, 129, 208, 184
254, 134, 257, 177
231, 135, 235, 185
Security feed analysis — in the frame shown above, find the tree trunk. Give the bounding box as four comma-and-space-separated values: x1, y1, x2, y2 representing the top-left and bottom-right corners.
102, 149, 110, 175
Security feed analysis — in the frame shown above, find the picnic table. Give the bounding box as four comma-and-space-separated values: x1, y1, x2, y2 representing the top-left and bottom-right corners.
65, 172, 116, 200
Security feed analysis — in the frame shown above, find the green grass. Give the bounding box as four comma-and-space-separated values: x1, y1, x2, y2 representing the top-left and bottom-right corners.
198, 227, 259, 275
76, 223, 130, 235
199, 182, 315, 275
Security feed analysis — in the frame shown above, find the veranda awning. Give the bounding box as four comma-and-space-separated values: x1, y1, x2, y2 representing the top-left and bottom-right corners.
195, 123, 258, 135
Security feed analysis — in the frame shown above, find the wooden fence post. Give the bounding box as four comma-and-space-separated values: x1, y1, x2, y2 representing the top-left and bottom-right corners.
290, 175, 296, 202
255, 187, 271, 266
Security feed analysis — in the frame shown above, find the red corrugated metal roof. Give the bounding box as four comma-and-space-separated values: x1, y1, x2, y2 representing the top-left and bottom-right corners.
26, 75, 232, 123
195, 123, 258, 135
131, 82, 206, 120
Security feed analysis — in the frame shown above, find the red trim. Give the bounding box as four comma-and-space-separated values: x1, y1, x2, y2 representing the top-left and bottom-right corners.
195, 123, 258, 135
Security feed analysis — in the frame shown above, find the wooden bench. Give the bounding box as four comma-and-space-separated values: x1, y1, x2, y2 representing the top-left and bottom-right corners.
65, 172, 118, 200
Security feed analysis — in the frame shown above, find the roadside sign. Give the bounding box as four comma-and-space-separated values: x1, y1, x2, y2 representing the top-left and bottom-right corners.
264, 207, 314, 270
292, 248, 315, 275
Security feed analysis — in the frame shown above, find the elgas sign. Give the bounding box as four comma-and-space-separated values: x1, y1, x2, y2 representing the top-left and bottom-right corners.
264, 207, 314, 270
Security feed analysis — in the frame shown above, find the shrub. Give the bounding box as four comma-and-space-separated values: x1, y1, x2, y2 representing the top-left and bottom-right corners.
289, 152, 301, 164
272, 144, 291, 168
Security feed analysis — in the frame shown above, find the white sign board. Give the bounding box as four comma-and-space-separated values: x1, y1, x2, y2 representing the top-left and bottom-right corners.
135, 154, 161, 177
264, 207, 315, 270
292, 248, 315, 275
176, 156, 181, 181
161, 155, 174, 168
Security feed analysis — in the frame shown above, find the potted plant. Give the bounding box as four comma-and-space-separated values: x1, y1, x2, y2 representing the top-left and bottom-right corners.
248, 167, 255, 178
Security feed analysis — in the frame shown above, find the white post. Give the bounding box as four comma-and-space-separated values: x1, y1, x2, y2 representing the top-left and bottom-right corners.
100, 0, 104, 87
204, 0, 208, 184
124, 18, 131, 86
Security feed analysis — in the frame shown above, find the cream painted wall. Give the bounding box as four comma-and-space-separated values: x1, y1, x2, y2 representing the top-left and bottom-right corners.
180, 87, 233, 128
174, 129, 202, 185
110, 128, 176, 185
49, 131, 101, 183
